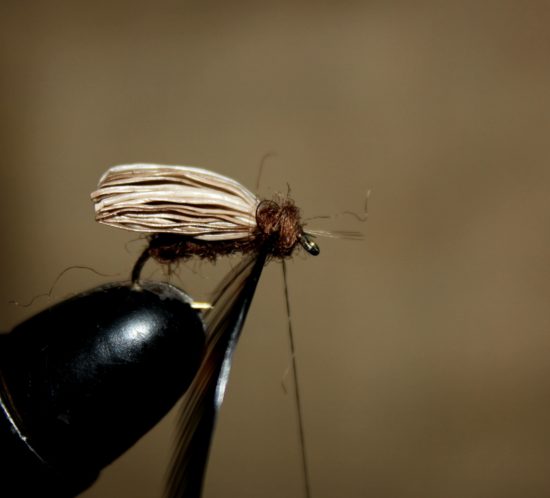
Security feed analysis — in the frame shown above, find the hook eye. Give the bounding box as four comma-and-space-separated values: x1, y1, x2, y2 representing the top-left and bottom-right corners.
299, 233, 320, 256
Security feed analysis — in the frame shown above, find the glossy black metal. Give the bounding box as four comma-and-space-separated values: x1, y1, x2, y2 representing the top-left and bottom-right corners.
0, 281, 205, 497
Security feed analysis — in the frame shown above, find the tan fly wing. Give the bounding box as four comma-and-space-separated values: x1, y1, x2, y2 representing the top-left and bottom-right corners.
91, 164, 259, 240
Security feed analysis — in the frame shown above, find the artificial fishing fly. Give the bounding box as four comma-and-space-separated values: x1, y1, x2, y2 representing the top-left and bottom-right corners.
91, 164, 320, 284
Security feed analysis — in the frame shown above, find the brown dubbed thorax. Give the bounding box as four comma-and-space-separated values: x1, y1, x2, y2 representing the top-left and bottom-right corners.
254, 199, 302, 257
147, 197, 304, 265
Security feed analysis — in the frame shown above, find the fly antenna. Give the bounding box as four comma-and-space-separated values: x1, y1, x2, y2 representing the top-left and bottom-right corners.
282, 260, 312, 498
255, 152, 278, 192
304, 189, 370, 223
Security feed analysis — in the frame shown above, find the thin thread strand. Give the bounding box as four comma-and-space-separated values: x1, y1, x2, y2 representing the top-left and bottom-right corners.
282, 260, 312, 498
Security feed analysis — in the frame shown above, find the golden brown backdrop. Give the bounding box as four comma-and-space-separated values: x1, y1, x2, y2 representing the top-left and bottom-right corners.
2, 1, 550, 497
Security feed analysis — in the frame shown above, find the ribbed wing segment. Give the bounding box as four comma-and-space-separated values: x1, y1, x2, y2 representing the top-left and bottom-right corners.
91, 164, 259, 240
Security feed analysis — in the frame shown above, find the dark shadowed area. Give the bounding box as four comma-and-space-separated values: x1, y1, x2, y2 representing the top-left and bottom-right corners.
1, 1, 550, 497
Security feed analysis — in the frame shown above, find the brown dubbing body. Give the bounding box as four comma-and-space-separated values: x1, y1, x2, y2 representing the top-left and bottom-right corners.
147, 198, 304, 264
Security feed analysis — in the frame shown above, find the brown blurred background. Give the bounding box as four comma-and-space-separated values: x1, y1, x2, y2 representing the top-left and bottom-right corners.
2, 1, 550, 497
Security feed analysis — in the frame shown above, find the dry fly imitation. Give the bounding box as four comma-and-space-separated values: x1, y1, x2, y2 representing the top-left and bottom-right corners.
91, 164, 323, 284
90, 163, 362, 498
